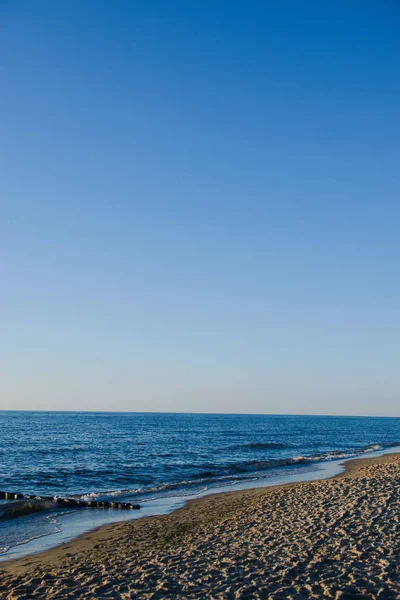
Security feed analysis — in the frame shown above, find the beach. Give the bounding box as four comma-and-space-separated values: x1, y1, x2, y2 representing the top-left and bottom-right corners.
0, 453, 399, 599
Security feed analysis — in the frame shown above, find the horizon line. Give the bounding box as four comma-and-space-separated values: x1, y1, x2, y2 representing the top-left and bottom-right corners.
1, 409, 399, 419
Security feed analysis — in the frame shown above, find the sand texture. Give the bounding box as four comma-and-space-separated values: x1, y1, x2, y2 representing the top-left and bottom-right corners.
1, 454, 399, 599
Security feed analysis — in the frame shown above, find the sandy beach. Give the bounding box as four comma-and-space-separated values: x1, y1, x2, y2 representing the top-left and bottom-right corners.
1, 453, 399, 599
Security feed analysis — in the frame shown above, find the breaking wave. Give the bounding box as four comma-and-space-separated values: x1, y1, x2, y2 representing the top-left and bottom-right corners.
77, 442, 399, 502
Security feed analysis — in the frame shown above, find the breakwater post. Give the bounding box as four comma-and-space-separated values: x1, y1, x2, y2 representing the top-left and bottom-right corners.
0, 490, 140, 510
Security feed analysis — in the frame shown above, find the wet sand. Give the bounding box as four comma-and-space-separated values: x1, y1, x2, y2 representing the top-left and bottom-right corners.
1, 453, 399, 599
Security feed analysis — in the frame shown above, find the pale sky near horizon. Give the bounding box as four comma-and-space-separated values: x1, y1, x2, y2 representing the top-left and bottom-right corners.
1, 1, 400, 416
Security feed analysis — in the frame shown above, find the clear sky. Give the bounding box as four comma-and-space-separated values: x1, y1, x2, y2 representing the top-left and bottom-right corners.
1, 1, 399, 415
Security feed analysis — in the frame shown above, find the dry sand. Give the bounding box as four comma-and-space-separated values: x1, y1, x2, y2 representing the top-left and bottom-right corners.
1, 453, 399, 599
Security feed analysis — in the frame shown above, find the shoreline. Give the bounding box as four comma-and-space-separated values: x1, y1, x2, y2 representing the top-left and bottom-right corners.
2, 443, 399, 565
1, 453, 399, 597
0, 452, 397, 567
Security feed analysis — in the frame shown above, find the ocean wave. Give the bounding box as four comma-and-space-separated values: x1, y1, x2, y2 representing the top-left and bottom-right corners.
243, 442, 288, 450
0, 500, 55, 520
148, 452, 175, 458
76, 441, 399, 502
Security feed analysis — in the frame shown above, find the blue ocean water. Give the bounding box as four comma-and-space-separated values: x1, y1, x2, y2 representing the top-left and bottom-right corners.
1, 411, 400, 558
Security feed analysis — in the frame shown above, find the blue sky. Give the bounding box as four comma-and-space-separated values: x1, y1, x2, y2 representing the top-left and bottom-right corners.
1, 1, 399, 415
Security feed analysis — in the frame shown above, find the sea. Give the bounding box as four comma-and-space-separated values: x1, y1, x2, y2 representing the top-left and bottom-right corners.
1, 411, 400, 561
